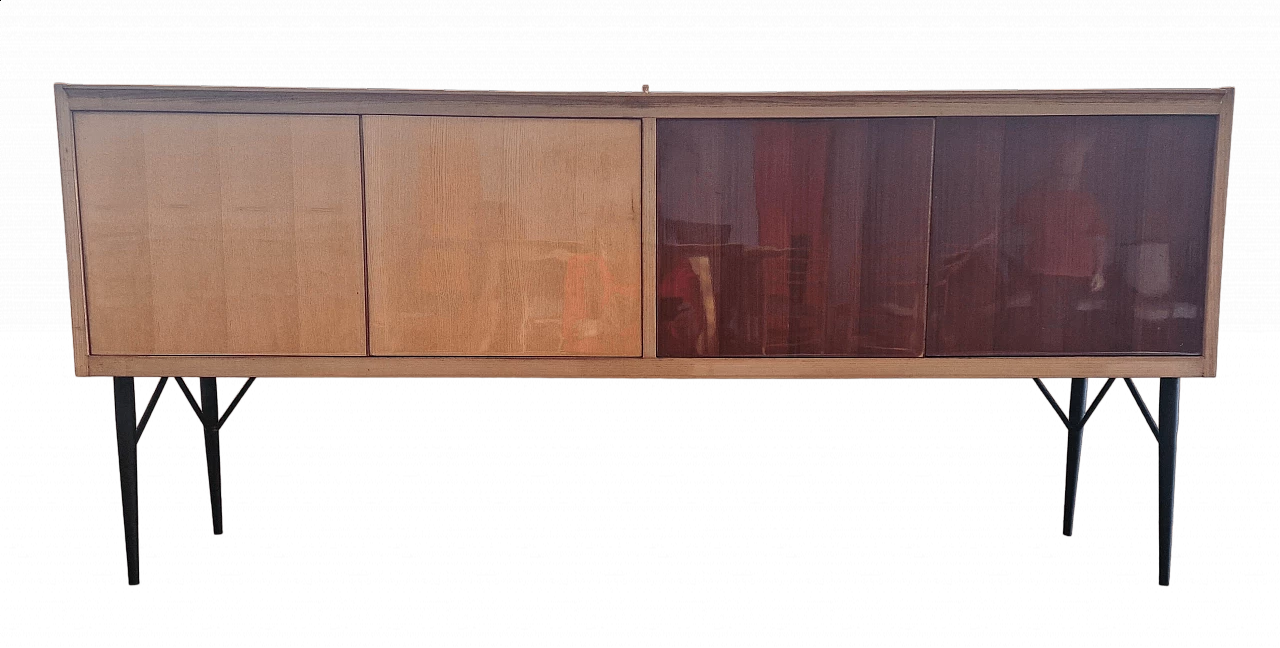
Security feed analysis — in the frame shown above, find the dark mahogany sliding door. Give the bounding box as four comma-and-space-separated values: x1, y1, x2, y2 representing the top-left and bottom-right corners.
656, 118, 935, 357
926, 115, 1217, 356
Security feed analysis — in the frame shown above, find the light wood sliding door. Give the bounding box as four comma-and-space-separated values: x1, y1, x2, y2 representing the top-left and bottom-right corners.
363, 116, 642, 356
75, 112, 367, 355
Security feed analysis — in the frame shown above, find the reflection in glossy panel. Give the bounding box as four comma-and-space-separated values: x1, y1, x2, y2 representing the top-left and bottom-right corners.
364, 116, 642, 356
657, 118, 935, 357
926, 115, 1217, 356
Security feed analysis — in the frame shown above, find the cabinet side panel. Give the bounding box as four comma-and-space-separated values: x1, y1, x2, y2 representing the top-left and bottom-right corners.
55, 86, 90, 375
75, 112, 367, 355
1201, 90, 1233, 375
364, 116, 643, 356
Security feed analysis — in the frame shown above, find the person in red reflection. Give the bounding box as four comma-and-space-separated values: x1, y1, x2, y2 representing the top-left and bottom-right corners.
1011, 132, 1109, 353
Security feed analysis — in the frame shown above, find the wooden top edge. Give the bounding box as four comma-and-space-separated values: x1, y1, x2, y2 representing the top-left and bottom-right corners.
55, 83, 1233, 104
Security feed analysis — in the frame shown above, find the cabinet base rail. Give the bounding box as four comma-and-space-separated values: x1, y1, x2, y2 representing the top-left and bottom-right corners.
108, 375, 1181, 586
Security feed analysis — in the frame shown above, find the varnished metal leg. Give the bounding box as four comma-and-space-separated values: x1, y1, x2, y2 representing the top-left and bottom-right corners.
1062, 378, 1088, 536
113, 377, 140, 585
1158, 377, 1180, 586
200, 377, 223, 535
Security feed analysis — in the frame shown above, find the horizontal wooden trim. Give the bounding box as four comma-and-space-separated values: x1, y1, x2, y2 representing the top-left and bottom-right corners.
86, 354, 1207, 379
58, 84, 1231, 118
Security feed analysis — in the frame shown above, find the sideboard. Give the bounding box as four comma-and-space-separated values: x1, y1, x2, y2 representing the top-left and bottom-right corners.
54, 84, 1233, 586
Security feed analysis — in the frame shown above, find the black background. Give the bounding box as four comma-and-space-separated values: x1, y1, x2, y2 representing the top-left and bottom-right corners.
42, 73, 1239, 594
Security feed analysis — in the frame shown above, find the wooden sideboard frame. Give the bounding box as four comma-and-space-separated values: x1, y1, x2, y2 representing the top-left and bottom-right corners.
55, 84, 1234, 378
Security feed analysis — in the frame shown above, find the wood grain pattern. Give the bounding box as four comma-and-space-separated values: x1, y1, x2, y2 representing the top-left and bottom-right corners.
87, 354, 1207, 379
55, 85, 1233, 379
926, 115, 1218, 356
1201, 89, 1234, 376
54, 85, 90, 375
75, 112, 367, 355
363, 116, 642, 356
60, 85, 1229, 119
642, 118, 658, 357
657, 118, 934, 357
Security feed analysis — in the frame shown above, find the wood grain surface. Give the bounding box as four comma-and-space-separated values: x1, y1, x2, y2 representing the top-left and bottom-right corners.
363, 116, 642, 356
1201, 88, 1234, 375
54, 85, 1232, 377
60, 85, 1230, 118
87, 354, 1207, 379
642, 117, 659, 357
75, 112, 367, 355
54, 85, 89, 374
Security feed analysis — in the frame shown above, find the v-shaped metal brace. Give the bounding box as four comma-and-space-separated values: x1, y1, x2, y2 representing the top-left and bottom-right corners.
132, 377, 168, 442
174, 376, 256, 437
1029, 376, 1111, 432
174, 373, 256, 537
112, 375, 259, 583
1029, 376, 1111, 542
1126, 379, 1167, 445
1029, 375, 1182, 585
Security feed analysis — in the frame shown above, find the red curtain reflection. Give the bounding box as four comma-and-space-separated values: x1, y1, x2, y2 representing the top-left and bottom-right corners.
926, 115, 1217, 355
753, 121, 831, 354
657, 118, 934, 357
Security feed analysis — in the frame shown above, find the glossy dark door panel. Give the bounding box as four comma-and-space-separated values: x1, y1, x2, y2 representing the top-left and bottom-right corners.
926, 115, 1217, 356
657, 118, 934, 357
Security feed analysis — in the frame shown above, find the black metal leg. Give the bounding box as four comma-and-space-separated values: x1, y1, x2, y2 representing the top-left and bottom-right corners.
1062, 378, 1088, 536
1034, 377, 1102, 535
200, 377, 223, 535
1158, 377, 1180, 586
113, 377, 140, 585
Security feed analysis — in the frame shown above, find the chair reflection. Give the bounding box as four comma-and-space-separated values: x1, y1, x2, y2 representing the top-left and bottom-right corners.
416, 239, 637, 355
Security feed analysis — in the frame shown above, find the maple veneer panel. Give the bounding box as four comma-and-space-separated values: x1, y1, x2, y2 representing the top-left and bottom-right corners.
926, 115, 1217, 356
656, 118, 935, 357
74, 112, 367, 356
364, 116, 642, 356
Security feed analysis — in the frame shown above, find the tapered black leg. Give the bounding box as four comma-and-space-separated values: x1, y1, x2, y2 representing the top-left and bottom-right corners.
1062, 378, 1088, 536
113, 377, 140, 585
1158, 377, 1180, 586
200, 377, 223, 535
